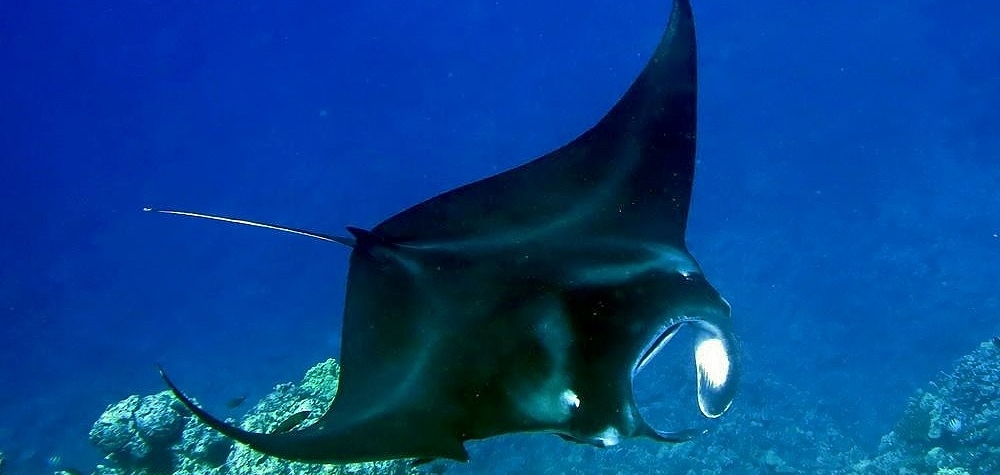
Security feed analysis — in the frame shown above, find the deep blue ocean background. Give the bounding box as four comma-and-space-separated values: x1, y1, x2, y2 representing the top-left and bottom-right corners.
1, 1, 998, 474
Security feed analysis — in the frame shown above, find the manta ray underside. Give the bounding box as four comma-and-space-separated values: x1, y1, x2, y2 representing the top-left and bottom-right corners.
157, 0, 739, 464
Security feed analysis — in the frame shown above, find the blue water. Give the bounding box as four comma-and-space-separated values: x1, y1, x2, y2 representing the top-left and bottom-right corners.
1, 1, 997, 474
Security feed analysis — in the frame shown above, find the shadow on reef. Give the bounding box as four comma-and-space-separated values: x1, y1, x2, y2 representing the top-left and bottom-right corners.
85, 342, 1000, 475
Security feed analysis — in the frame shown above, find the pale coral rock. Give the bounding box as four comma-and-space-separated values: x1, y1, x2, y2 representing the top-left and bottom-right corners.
90, 395, 148, 460
134, 393, 186, 447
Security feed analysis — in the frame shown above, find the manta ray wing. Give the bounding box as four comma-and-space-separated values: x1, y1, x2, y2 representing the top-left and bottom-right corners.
373, 0, 697, 249
162, 0, 738, 464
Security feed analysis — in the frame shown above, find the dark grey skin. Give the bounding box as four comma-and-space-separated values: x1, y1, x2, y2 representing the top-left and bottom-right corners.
159, 0, 739, 464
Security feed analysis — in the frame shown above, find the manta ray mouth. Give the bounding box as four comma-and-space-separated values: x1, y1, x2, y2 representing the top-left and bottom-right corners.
632, 319, 738, 437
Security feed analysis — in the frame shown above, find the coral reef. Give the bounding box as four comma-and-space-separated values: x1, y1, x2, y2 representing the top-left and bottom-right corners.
89, 391, 188, 474
630, 378, 864, 475
89, 359, 413, 475
844, 341, 1000, 475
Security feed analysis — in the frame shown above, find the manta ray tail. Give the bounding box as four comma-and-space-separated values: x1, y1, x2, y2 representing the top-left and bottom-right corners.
143, 208, 356, 247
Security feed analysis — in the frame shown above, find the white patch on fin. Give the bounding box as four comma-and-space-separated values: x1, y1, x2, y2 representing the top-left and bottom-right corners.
596, 427, 621, 447
561, 389, 581, 409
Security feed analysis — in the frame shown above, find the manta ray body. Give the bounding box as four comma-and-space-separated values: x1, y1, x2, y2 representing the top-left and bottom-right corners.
158, 0, 739, 464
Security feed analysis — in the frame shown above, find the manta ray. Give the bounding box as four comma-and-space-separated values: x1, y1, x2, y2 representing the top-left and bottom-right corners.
155, 0, 738, 464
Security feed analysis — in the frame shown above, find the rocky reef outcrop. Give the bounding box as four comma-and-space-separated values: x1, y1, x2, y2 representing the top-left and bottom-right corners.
845, 341, 1000, 475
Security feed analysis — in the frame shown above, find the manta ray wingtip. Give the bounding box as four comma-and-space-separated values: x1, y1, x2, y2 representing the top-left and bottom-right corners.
155, 364, 200, 416
155, 365, 247, 440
